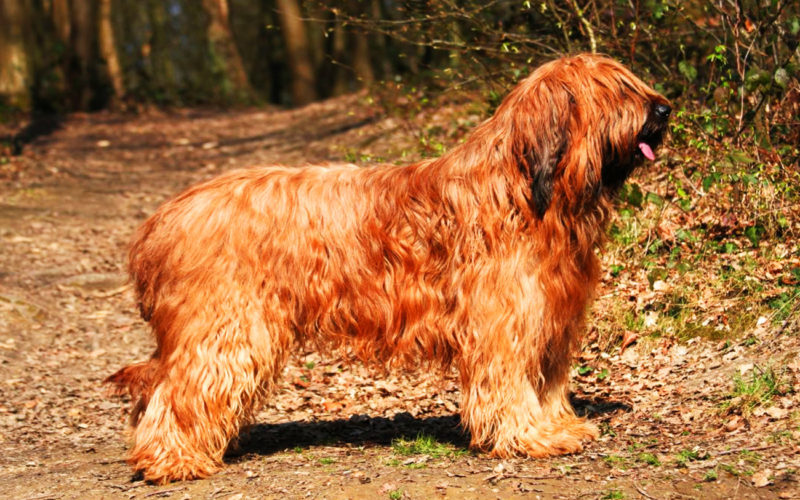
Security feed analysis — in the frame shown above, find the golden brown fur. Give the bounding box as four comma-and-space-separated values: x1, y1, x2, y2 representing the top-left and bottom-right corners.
108, 54, 670, 483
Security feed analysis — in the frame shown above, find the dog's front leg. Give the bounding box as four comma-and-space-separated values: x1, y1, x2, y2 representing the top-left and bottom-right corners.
455, 263, 597, 458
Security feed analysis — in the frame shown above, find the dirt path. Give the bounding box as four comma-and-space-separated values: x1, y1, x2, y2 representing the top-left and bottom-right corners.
1, 97, 797, 499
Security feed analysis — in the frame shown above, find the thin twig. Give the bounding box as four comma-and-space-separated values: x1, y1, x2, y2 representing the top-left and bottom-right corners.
568, 0, 597, 53
633, 482, 661, 500
715, 444, 775, 456
144, 487, 185, 498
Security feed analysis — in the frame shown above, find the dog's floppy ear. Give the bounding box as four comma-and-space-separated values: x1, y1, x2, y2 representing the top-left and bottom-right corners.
522, 135, 564, 218
507, 80, 572, 218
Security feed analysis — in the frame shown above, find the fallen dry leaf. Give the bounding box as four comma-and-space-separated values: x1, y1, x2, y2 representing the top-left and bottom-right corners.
724, 416, 744, 432
620, 331, 639, 352
379, 482, 399, 494
751, 469, 771, 487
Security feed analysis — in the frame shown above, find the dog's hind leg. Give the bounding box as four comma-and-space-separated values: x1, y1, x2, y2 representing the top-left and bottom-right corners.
125, 293, 289, 484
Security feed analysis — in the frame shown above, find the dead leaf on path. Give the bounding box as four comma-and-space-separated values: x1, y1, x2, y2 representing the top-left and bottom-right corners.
379, 482, 399, 494
652, 279, 670, 292
322, 400, 346, 412
680, 407, 704, 423
724, 415, 744, 432
752, 469, 771, 487
764, 406, 788, 420
620, 331, 639, 352
779, 274, 798, 286
620, 347, 639, 366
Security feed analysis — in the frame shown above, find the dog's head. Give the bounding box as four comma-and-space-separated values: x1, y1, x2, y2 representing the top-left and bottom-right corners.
496, 54, 670, 217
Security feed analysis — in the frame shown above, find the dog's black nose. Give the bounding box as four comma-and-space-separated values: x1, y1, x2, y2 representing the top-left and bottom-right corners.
654, 103, 671, 119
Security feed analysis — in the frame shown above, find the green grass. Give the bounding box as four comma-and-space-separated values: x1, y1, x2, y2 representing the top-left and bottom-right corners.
603, 454, 628, 470
318, 457, 335, 465
739, 450, 762, 465
636, 452, 661, 466
720, 462, 755, 477
601, 489, 625, 500
768, 429, 796, 444
388, 489, 403, 500
676, 449, 701, 467
390, 434, 467, 460
769, 289, 800, 322
723, 365, 789, 414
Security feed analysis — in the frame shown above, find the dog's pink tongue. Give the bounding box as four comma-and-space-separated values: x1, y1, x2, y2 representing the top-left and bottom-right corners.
638, 142, 655, 161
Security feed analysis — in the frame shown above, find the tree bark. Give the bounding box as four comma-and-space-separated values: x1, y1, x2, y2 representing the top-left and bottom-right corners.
51, 0, 71, 46
68, 0, 95, 109
330, 15, 349, 96
348, 0, 373, 85
0, 0, 31, 109
145, 0, 178, 103
201, 0, 253, 100
276, 0, 316, 105
98, 0, 125, 104
350, 28, 374, 85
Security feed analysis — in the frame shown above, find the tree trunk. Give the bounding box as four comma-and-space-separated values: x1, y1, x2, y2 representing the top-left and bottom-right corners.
68, 0, 96, 109
348, 0, 373, 86
0, 0, 31, 109
330, 15, 349, 96
201, 0, 253, 100
98, 0, 125, 105
276, 0, 316, 105
350, 28, 374, 85
145, 0, 178, 103
51, 0, 71, 46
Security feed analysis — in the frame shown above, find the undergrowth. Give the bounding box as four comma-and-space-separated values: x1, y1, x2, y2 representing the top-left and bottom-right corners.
722, 365, 792, 415
390, 434, 467, 460
593, 116, 800, 350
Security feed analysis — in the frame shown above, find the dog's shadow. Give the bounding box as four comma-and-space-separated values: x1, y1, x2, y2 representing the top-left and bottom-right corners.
233, 413, 466, 459
229, 394, 630, 460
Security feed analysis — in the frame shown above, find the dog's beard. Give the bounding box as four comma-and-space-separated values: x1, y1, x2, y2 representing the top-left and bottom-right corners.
601, 107, 669, 190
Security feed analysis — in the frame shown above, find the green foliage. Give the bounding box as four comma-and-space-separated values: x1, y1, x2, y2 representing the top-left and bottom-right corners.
636, 453, 661, 466
769, 289, 800, 323
601, 489, 625, 500
676, 449, 704, 467
723, 365, 790, 414
390, 434, 466, 459
603, 454, 628, 469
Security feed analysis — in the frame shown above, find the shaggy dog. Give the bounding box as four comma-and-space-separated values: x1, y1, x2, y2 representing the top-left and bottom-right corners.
108, 54, 670, 483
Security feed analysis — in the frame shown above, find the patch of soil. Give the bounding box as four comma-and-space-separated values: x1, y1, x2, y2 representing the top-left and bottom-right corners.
1, 96, 798, 499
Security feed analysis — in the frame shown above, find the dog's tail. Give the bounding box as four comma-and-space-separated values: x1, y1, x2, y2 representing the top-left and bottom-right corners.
106, 360, 154, 397
105, 360, 157, 425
